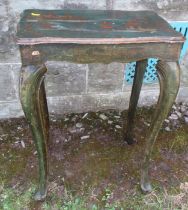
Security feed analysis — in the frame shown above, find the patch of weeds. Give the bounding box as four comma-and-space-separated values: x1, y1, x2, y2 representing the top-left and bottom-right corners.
0, 182, 35, 210
121, 195, 145, 210
171, 182, 188, 209
168, 129, 188, 153
42, 183, 88, 210
43, 195, 89, 210
62, 197, 87, 210
97, 187, 123, 210
143, 191, 172, 210
42, 185, 122, 210
41, 173, 188, 210
143, 182, 188, 210
101, 188, 115, 209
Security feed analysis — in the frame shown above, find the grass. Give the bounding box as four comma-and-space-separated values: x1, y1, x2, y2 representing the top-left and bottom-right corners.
167, 129, 188, 153
0, 181, 188, 210
0, 109, 188, 209
0, 182, 35, 210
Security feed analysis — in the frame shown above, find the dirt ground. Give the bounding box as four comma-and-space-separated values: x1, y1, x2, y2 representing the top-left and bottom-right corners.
0, 107, 188, 210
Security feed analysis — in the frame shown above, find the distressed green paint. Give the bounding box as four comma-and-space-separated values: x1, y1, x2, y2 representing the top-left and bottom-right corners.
19, 43, 182, 65
19, 65, 49, 200
141, 61, 180, 192
124, 59, 148, 145
17, 9, 184, 200
17, 10, 184, 43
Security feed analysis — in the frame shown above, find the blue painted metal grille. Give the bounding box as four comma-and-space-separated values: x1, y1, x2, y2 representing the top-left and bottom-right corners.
125, 21, 188, 84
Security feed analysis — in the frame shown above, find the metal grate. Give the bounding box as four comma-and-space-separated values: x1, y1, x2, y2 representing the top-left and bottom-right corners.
125, 21, 188, 84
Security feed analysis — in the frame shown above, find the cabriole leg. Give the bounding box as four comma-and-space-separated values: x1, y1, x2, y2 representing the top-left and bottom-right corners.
141, 61, 180, 192
124, 59, 147, 145
19, 64, 49, 200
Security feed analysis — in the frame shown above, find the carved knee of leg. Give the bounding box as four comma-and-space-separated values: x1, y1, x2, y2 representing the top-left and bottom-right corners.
156, 61, 180, 99
19, 65, 47, 120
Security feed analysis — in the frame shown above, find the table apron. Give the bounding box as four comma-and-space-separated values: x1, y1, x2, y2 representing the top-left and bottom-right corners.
20, 43, 182, 65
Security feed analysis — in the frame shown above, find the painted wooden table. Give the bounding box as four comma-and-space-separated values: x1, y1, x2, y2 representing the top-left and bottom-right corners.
16, 9, 185, 200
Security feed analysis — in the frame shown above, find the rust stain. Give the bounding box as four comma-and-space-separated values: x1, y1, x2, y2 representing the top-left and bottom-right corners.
100, 21, 113, 29
25, 23, 33, 31
40, 22, 53, 29
126, 19, 140, 28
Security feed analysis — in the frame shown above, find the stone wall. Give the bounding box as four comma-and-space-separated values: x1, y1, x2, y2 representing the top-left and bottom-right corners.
0, 0, 188, 118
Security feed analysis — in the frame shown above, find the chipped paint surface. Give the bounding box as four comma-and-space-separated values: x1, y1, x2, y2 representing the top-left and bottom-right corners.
17, 9, 184, 45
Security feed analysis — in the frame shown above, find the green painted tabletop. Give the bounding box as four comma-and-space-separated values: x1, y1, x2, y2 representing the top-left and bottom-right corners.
17, 9, 185, 45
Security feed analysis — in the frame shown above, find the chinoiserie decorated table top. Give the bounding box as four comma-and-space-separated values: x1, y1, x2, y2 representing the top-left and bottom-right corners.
17, 9, 184, 45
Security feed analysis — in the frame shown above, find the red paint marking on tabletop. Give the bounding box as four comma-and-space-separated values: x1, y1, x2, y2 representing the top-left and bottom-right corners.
126, 19, 139, 28
100, 21, 113, 29
40, 22, 53, 29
